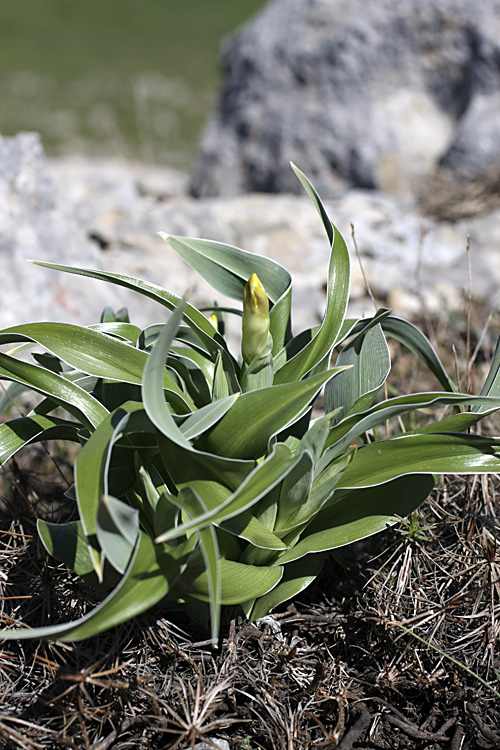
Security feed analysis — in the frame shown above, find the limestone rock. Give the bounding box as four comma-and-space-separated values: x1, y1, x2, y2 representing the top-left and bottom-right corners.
2, 133, 500, 354
191, 0, 500, 198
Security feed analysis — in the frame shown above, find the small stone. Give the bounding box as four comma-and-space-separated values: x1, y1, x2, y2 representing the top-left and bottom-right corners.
193, 740, 230, 750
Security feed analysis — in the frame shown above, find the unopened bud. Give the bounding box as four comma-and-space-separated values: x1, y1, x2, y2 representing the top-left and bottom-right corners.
242, 273, 271, 364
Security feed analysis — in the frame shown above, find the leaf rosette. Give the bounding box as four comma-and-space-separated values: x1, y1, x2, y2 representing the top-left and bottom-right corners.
2, 165, 500, 643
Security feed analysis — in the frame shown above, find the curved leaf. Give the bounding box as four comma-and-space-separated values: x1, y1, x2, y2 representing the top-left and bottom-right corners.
0, 531, 196, 642
325, 322, 390, 420
245, 554, 326, 620
0, 353, 108, 429
203, 367, 348, 460
273, 167, 350, 383
0, 415, 80, 465
338, 432, 500, 489
178, 554, 283, 605
0, 322, 193, 413
162, 233, 292, 355
142, 302, 193, 451
31, 261, 240, 393
276, 474, 435, 564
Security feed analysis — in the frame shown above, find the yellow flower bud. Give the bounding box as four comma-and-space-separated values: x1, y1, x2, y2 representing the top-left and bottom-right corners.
242, 273, 271, 364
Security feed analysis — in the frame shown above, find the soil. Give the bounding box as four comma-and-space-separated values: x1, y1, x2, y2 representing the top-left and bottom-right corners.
0, 313, 499, 750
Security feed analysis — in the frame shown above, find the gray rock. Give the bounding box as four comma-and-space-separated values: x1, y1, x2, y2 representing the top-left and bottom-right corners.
439, 93, 500, 176
193, 741, 230, 750
2, 133, 500, 355
191, 0, 500, 198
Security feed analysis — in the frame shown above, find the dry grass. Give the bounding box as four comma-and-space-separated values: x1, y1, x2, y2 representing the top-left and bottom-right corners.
0, 307, 499, 749
418, 167, 500, 222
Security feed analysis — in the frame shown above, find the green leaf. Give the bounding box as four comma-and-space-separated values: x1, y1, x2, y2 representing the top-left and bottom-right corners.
274, 450, 313, 531
337, 432, 500, 488
325, 322, 390, 420
38, 519, 96, 577
0, 322, 193, 413
202, 367, 348, 460
240, 349, 274, 392
0, 352, 108, 429
323, 391, 500, 461
276, 474, 435, 564
0, 415, 80, 466
167, 479, 286, 551
381, 316, 456, 393
0, 531, 196, 642
32, 261, 240, 393
142, 302, 194, 452
212, 351, 230, 401
475, 333, 500, 410
96, 495, 140, 575
171, 486, 221, 643
244, 554, 326, 620
75, 402, 144, 579
156, 442, 296, 542
178, 554, 283, 606
180, 394, 239, 440
89, 322, 142, 345
268, 165, 350, 383
161, 233, 292, 355
155, 430, 256, 493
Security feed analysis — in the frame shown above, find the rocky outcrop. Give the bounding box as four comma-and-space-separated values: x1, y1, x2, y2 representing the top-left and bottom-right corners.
2, 132, 500, 349
191, 0, 500, 198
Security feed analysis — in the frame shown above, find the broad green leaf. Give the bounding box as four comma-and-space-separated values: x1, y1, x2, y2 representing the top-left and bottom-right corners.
273, 225, 350, 383
38, 519, 96, 577
323, 391, 500, 461
275, 474, 435, 564
0, 531, 196, 642
305, 450, 355, 525
381, 316, 456, 392
202, 367, 348, 459
297, 410, 341, 464
212, 351, 230, 401
169, 479, 286, 551
0, 415, 79, 466
178, 554, 283, 605
155, 430, 255, 493
32, 261, 240, 393
156, 442, 296, 542
0, 322, 193, 413
240, 349, 274, 392
0, 352, 108, 429
162, 233, 292, 355
244, 554, 326, 620
274, 450, 313, 531
75, 402, 144, 579
89, 322, 142, 344
338, 432, 500, 489
96, 495, 140, 574
168, 353, 212, 408
334, 308, 392, 348
475, 333, 500, 411
325, 322, 390, 420
271, 165, 350, 383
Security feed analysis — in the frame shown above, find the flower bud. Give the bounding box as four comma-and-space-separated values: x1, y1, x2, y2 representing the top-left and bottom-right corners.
242, 273, 271, 364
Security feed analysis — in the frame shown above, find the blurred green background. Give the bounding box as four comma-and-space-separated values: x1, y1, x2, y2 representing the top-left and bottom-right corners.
0, 0, 266, 168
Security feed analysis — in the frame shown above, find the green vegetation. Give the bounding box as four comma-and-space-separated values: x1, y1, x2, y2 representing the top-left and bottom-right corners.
0, 0, 265, 164
2, 165, 500, 644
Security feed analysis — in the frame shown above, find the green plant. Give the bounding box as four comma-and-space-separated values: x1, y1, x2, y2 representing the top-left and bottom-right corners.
2, 164, 500, 644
